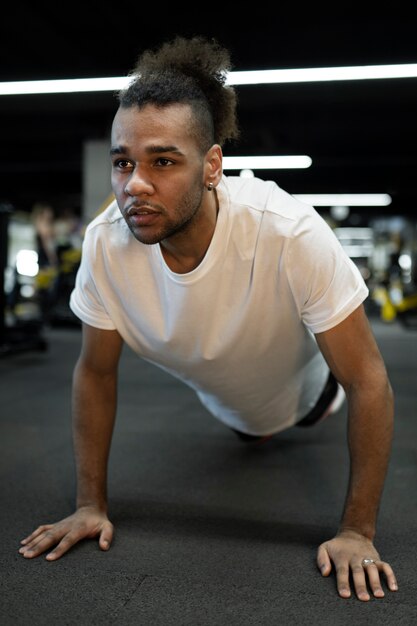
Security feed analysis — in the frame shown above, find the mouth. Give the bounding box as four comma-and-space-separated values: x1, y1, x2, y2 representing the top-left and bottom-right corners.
126, 205, 160, 227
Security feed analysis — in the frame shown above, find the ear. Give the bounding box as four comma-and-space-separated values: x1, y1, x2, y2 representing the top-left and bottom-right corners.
204, 144, 223, 188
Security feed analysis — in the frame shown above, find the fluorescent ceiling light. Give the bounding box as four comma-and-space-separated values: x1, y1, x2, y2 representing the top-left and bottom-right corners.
0, 77, 127, 95
294, 193, 392, 206
223, 155, 312, 169
1, 63, 416, 95
227, 63, 417, 85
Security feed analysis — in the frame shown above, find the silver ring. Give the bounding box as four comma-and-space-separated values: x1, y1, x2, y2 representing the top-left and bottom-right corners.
362, 558, 376, 566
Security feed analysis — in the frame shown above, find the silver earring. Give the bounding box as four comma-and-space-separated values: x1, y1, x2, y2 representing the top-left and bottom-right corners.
207, 182, 214, 191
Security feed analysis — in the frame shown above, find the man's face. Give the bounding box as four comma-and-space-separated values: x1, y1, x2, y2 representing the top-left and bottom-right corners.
111, 103, 209, 245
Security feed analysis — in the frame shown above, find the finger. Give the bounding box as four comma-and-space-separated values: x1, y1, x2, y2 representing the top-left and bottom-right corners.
19, 528, 64, 558
45, 533, 81, 561
316, 544, 332, 577
364, 563, 385, 598
99, 522, 114, 551
20, 524, 54, 545
335, 564, 352, 599
352, 566, 372, 602
19, 530, 54, 555
378, 561, 399, 592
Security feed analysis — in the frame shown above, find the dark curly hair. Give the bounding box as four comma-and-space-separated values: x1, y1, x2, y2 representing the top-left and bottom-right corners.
118, 36, 240, 152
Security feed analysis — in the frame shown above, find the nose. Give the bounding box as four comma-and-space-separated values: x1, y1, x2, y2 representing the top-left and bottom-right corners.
124, 167, 154, 196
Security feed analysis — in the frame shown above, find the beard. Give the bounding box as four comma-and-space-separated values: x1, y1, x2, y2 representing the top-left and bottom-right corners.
123, 181, 206, 246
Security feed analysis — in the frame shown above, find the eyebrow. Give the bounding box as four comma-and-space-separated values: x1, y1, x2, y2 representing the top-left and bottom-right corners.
110, 144, 185, 156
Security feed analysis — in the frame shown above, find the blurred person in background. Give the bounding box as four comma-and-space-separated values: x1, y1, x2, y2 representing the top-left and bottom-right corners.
31, 202, 58, 320
32, 202, 58, 269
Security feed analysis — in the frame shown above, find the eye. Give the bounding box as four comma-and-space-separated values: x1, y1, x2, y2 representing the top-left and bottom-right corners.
113, 158, 133, 170
155, 157, 174, 167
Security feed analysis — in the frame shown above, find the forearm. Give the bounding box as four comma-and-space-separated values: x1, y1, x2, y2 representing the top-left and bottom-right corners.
72, 358, 118, 511
340, 377, 394, 539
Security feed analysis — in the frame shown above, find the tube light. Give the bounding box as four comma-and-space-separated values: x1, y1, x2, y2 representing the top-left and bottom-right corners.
227, 63, 417, 86
0, 76, 128, 95
1, 63, 417, 95
223, 155, 312, 169
294, 194, 392, 206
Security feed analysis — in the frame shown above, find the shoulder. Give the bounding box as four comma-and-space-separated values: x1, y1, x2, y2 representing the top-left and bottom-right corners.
84, 198, 123, 235
79, 199, 136, 267
222, 174, 315, 219
82, 198, 132, 253
221, 174, 330, 237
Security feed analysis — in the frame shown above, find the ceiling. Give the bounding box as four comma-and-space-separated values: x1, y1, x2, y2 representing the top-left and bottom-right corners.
1, 7, 416, 224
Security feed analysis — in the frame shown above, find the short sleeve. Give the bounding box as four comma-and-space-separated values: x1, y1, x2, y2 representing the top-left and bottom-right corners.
286, 211, 369, 334
69, 229, 116, 330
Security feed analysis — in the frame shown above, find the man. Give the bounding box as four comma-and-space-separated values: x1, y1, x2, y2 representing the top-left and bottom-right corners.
19, 36, 398, 602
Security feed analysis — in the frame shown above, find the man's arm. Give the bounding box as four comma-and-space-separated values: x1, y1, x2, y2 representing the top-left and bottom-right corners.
315, 304, 398, 601
19, 323, 123, 560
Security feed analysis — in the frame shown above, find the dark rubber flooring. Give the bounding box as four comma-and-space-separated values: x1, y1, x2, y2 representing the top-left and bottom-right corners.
1, 317, 416, 625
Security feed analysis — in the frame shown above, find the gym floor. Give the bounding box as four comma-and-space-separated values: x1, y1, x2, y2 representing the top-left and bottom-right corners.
1, 316, 416, 625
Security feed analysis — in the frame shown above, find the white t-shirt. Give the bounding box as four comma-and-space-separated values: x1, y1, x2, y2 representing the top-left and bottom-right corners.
70, 175, 368, 435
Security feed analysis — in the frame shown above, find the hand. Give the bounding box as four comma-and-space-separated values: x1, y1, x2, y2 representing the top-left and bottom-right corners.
317, 529, 398, 601
19, 506, 114, 561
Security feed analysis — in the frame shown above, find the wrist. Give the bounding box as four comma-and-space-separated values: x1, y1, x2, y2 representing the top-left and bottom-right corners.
76, 499, 108, 513
76, 480, 107, 512
338, 525, 375, 541
340, 499, 378, 541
